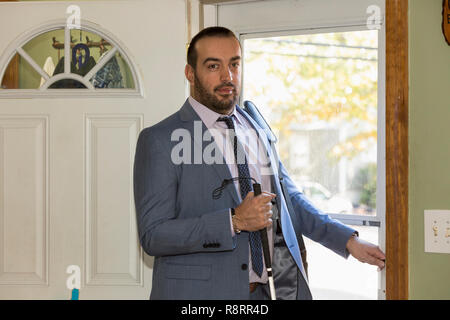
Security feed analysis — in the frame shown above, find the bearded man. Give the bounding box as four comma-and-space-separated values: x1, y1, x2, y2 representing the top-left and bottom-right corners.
133, 26, 385, 300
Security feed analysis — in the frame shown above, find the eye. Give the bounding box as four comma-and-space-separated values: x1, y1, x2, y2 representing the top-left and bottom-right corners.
231, 62, 240, 68
208, 64, 220, 70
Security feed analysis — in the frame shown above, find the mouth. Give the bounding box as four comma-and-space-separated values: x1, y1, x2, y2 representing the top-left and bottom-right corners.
215, 86, 235, 96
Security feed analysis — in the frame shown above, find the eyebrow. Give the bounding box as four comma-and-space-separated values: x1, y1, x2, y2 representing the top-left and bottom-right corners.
202, 56, 241, 65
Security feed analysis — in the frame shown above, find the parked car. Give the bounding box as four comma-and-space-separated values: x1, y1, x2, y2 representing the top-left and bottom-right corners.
298, 181, 353, 214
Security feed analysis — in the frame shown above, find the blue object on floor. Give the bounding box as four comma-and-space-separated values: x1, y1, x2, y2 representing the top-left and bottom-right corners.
71, 288, 79, 300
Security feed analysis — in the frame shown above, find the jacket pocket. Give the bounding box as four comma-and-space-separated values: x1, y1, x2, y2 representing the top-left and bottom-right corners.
165, 263, 212, 281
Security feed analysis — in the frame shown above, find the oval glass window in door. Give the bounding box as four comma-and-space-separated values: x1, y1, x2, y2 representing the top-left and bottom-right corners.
0, 23, 138, 94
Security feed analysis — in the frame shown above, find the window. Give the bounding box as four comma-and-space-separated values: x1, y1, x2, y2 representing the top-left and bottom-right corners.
0, 21, 140, 96
242, 29, 383, 299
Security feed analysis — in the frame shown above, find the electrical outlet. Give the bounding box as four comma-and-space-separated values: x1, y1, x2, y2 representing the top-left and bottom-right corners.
424, 210, 450, 254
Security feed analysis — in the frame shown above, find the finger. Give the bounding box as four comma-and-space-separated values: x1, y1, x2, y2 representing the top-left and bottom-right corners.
372, 247, 386, 260
364, 253, 385, 269
364, 245, 386, 262
257, 193, 275, 204
244, 191, 254, 200
261, 192, 276, 198
376, 259, 385, 269
371, 251, 386, 269
261, 203, 272, 212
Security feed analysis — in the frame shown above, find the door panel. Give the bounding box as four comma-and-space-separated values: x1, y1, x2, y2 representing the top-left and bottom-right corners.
85, 115, 143, 287
0, 116, 48, 286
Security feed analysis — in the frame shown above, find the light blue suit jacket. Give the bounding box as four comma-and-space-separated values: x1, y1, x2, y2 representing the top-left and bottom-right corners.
133, 99, 356, 300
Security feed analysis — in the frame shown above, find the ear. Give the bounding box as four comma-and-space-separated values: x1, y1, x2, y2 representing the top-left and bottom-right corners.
185, 64, 195, 84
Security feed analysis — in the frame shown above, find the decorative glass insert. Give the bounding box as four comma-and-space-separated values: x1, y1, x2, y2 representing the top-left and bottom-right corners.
0, 22, 138, 94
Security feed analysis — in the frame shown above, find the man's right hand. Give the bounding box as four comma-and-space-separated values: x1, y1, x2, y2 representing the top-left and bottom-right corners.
233, 191, 276, 232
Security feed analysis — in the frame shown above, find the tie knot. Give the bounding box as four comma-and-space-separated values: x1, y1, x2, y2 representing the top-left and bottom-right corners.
217, 116, 235, 129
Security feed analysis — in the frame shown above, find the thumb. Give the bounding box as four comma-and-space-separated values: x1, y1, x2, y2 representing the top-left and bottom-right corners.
244, 191, 254, 200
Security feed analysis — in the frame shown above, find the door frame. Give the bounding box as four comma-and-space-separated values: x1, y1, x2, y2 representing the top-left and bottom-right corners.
385, 0, 408, 300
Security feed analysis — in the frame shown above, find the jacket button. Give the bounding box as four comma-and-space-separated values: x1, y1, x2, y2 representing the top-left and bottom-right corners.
241, 264, 248, 270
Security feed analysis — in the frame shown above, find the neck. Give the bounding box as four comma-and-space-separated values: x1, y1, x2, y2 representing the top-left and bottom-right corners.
190, 93, 235, 115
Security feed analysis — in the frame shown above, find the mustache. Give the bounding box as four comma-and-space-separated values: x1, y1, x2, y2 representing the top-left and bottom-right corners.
214, 83, 236, 91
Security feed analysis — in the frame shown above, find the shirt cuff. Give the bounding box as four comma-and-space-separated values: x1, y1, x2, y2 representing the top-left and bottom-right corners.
229, 209, 235, 237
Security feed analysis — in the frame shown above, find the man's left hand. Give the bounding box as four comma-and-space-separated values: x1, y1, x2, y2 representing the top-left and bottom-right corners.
346, 235, 386, 270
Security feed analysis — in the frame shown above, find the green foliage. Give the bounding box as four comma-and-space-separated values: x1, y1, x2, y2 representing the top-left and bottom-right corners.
353, 163, 377, 209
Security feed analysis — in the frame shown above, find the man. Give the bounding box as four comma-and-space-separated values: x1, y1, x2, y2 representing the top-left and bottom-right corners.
133, 26, 385, 300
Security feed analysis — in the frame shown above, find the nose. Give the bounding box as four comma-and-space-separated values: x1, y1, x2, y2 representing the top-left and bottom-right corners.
220, 66, 233, 82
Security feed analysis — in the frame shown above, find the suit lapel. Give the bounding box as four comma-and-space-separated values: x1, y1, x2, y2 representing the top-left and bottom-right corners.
237, 106, 281, 209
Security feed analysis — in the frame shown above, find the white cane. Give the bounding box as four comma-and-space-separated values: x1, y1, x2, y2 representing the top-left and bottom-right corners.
253, 183, 277, 300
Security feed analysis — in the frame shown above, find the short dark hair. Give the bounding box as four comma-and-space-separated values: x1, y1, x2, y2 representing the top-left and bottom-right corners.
187, 26, 240, 69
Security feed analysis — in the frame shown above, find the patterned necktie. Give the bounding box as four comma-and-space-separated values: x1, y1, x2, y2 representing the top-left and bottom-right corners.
217, 115, 264, 277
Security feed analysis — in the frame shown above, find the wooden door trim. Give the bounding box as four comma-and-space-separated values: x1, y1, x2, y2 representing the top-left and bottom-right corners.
385, 0, 409, 300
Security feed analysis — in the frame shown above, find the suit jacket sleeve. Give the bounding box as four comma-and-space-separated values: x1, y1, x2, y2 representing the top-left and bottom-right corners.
279, 161, 356, 258
133, 127, 235, 257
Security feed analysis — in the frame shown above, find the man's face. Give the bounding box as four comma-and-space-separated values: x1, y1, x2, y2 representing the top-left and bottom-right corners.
185, 36, 242, 114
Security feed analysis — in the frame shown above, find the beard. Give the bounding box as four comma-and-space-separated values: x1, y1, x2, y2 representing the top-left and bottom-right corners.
193, 73, 239, 114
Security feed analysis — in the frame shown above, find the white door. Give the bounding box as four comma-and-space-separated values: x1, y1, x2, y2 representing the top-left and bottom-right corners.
206, 0, 386, 299
0, 0, 187, 299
